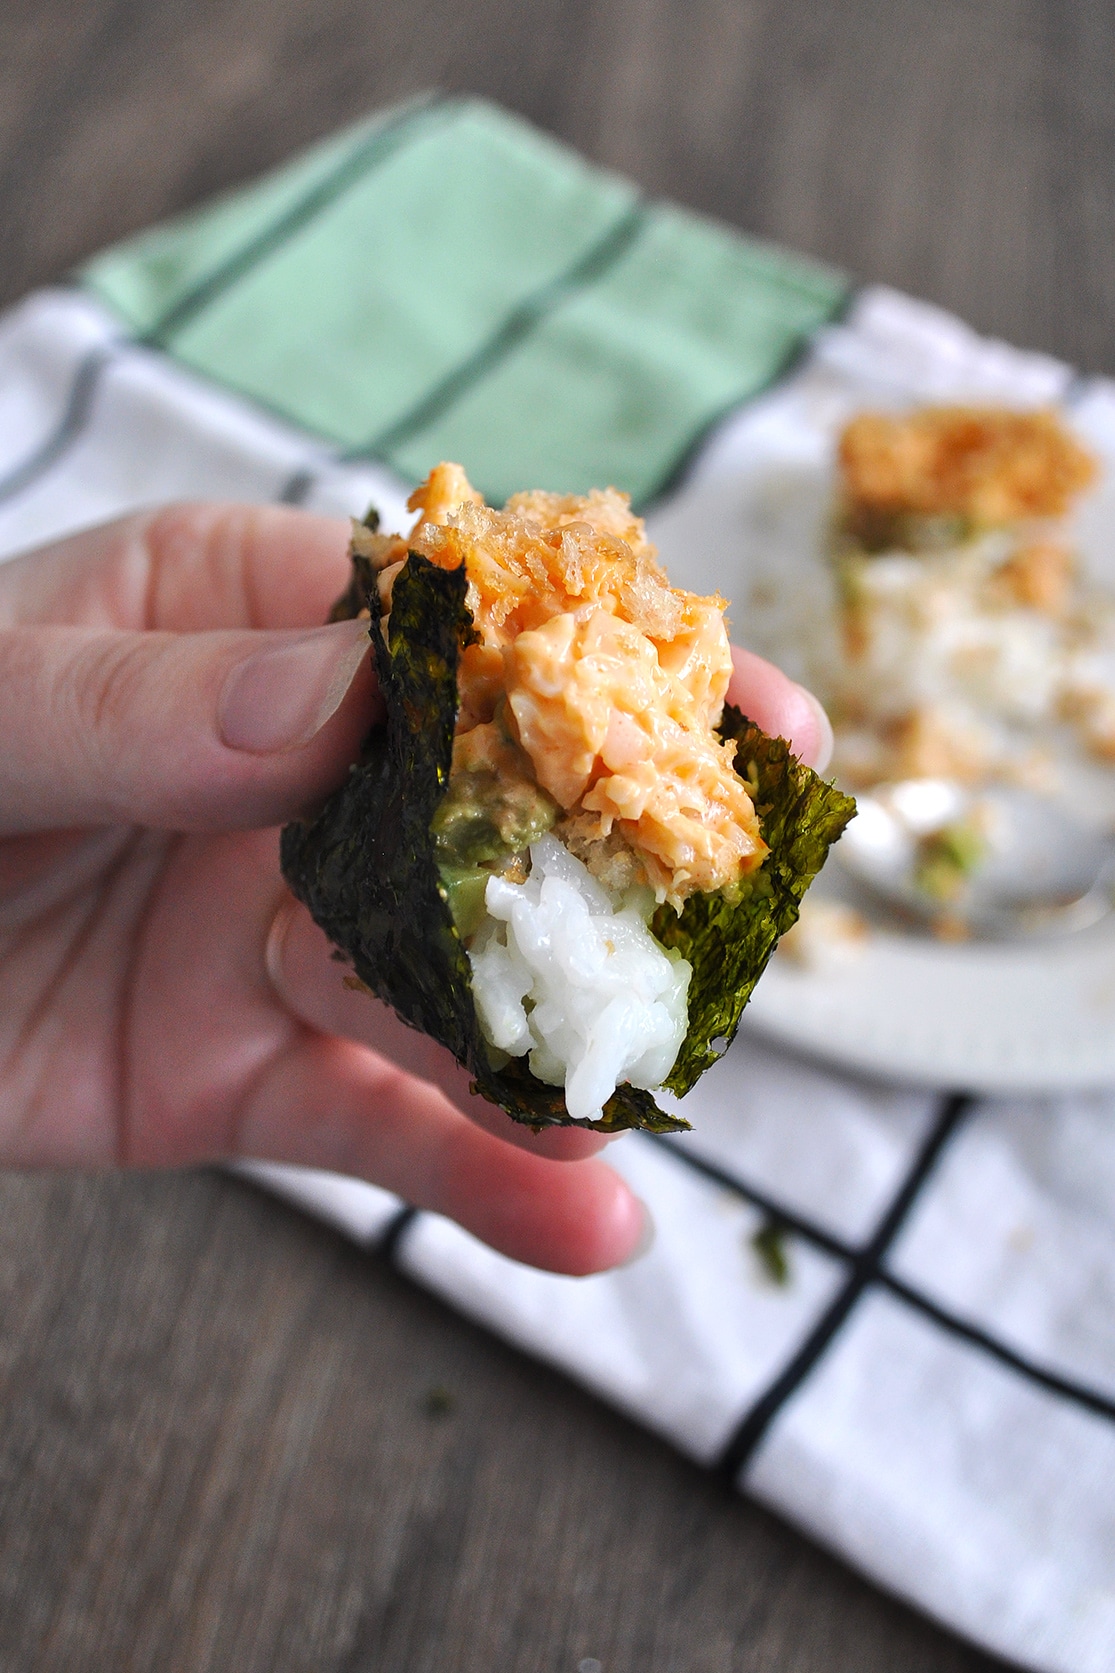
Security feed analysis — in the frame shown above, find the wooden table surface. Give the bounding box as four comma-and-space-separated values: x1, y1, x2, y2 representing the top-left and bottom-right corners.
2, 2, 1111, 1668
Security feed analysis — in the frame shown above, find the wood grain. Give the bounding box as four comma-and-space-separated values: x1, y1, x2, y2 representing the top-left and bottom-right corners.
0, 0, 1101, 1666
0, 1172, 1009, 1672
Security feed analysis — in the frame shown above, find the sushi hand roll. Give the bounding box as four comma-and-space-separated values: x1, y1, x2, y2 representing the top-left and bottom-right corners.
281, 465, 854, 1131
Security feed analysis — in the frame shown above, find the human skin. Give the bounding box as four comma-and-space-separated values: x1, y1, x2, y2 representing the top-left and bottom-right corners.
0, 504, 832, 1275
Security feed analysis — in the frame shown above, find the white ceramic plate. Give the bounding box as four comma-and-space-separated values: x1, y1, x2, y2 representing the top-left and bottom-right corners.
647, 287, 1115, 1093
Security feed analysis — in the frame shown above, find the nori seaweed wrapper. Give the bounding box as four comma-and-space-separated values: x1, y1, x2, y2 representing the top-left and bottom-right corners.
281, 542, 855, 1132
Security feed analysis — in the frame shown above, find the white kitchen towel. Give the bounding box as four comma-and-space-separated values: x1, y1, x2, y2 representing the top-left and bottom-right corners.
3, 277, 1115, 1673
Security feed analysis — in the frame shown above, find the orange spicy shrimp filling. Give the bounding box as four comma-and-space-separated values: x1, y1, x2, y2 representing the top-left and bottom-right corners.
369, 462, 767, 909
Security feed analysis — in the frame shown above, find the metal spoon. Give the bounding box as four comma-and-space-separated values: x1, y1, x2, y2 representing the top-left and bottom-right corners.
837, 778, 1115, 938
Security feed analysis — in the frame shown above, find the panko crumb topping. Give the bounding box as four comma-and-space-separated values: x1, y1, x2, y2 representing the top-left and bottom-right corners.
371, 462, 767, 908
838, 406, 1097, 545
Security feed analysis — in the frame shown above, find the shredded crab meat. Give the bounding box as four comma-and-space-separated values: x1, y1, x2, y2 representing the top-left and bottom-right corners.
377, 462, 766, 906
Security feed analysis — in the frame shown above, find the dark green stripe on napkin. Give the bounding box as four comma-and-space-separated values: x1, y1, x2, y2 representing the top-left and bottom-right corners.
81, 97, 849, 507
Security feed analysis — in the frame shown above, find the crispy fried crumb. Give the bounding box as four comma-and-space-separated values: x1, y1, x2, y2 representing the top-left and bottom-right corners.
838, 406, 1097, 530
930, 911, 972, 943
1064, 688, 1115, 763
887, 706, 992, 783
556, 814, 650, 895
989, 541, 1076, 615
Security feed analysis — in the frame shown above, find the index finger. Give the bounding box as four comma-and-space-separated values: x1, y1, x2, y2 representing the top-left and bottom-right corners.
728, 644, 834, 772
0, 503, 353, 633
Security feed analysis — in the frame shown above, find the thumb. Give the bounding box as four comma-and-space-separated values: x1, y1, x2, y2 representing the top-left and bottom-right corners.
0, 618, 379, 835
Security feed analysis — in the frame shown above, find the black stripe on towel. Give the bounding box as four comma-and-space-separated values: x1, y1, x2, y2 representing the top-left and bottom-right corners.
0, 343, 113, 507
360, 199, 651, 461
143, 95, 447, 347
378, 1204, 421, 1263
283, 199, 651, 507
880, 1271, 1115, 1424
634, 279, 860, 514
713, 1093, 973, 1482
648, 1132, 857, 1263
650, 1090, 1115, 1467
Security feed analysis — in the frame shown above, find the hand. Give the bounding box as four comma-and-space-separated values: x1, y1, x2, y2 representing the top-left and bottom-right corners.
0, 505, 831, 1274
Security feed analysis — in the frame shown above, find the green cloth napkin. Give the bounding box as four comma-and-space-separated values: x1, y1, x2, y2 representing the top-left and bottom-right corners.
81, 94, 848, 508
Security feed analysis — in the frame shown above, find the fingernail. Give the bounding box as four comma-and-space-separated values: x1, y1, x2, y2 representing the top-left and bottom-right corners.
219, 619, 370, 753
264, 893, 298, 1002
795, 684, 834, 773
621, 1201, 656, 1266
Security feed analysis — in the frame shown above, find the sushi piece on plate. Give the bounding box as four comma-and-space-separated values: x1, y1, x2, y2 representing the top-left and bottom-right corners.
827, 406, 1108, 788
281, 464, 854, 1131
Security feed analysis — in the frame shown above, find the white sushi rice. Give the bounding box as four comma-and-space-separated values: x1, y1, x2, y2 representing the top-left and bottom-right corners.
842, 538, 1068, 726
467, 834, 692, 1123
